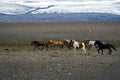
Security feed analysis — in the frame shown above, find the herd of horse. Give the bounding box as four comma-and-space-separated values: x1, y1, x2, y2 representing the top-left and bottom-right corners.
31, 39, 117, 55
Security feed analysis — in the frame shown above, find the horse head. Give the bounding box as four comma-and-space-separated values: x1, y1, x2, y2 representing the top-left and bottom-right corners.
48, 40, 53, 43
94, 40, 100, 45
63, 39, 70, 44
31, 41, 37, 46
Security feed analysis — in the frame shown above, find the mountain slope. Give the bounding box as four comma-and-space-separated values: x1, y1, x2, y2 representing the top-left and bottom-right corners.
0, 0, 120, 21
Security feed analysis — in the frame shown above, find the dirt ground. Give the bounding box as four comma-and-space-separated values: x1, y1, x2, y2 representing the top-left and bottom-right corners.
0, 49, 120, 80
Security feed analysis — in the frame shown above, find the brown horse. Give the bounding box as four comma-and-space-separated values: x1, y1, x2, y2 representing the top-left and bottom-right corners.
47, 40, 64, 48
31, 40, 48, 50
63, 39, 72, 49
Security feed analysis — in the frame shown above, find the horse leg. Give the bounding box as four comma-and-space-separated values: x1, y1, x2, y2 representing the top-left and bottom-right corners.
101, 49, 103, 55
45, 44, 49, 50
68, 46, 72, 50
33, 46, 36, 51
81, 43, 86, 54
37, 46, 41, 50
73, 46, 77, 53
89, 46, 92, 50
59, 45, 62, 49
97, 49, 100, 53
74, 47, 76, 52
82, 46, 86, 54
61, 44, 64, 48
108, 48, 112, 55
41, 46, 44, 50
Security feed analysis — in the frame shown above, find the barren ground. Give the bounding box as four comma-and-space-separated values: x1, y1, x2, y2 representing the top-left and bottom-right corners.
0, 50, 120, 80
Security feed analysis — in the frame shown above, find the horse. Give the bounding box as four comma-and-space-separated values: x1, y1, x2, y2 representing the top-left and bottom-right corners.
31, 40, 48, 50
84, 40, 106, 50
94, 40, 117, 55
47, 40, 64, 48
63, 39, 72, 49
70, 39, 86, 53
84, 40, 96, 50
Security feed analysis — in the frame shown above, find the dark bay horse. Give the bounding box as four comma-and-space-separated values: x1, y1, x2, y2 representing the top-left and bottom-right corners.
31, 41, 48, 50
94, 40, 117, 55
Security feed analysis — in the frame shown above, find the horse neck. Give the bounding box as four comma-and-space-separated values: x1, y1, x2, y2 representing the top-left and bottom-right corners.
48, 40, 53, 44
95, 41, 104, 46
36, 42, 41, 45
70, 40, 74, 45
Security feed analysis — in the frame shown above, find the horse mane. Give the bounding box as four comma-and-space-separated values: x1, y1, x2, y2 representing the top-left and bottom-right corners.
95, 40, 103, 44
32, 40, 38, 43
70, 39, 75, 45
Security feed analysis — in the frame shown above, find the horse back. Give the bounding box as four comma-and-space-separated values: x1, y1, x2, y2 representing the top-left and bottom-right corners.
79, 43, 83, 48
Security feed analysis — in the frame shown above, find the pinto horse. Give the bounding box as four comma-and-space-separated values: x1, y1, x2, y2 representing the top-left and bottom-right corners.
84, 40, 106, 50
94, 40, 117, 55
31, 41, 48, 50
47, 40, 64, 48
84, 40, 97, 50
70, 40, 86, 53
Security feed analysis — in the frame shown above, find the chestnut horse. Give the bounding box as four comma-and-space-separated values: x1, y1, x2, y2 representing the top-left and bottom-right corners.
47, 40, 64, 48
63, 39, 72, 49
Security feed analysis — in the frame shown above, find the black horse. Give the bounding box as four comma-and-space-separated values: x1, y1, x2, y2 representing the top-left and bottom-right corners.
31, 41, 48, 50
94, 40, 117, 55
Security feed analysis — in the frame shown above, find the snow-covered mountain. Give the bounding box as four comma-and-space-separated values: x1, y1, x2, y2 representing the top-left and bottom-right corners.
0, 0, 120, 21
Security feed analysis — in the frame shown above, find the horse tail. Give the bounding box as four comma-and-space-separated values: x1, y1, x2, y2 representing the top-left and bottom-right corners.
109, 44, 117, 51
82, 42, 86, 53
61, 44, 64, 48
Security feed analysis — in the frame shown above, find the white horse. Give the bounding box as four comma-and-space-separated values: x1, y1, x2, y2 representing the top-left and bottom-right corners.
70, 40, 86, 53
88, 40, 96, 49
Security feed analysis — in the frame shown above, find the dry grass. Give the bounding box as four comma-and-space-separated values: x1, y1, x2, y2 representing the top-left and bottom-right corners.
0, 21, 120, 40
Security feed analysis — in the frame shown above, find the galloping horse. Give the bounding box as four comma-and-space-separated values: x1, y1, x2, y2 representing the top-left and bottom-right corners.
47, 40, 64, 48
84, 40, 106, 50
31, 41, 48, 50
63, 39, 72, 49
94, 40, 117, 55
84, 40, 97, 50
70, 40, 86, 53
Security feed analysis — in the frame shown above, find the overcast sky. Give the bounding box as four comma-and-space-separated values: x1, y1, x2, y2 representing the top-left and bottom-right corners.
0, 0, 120, 15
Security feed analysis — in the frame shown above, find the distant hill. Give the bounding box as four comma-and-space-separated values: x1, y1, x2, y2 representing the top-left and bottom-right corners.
0, 13, 120, 22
